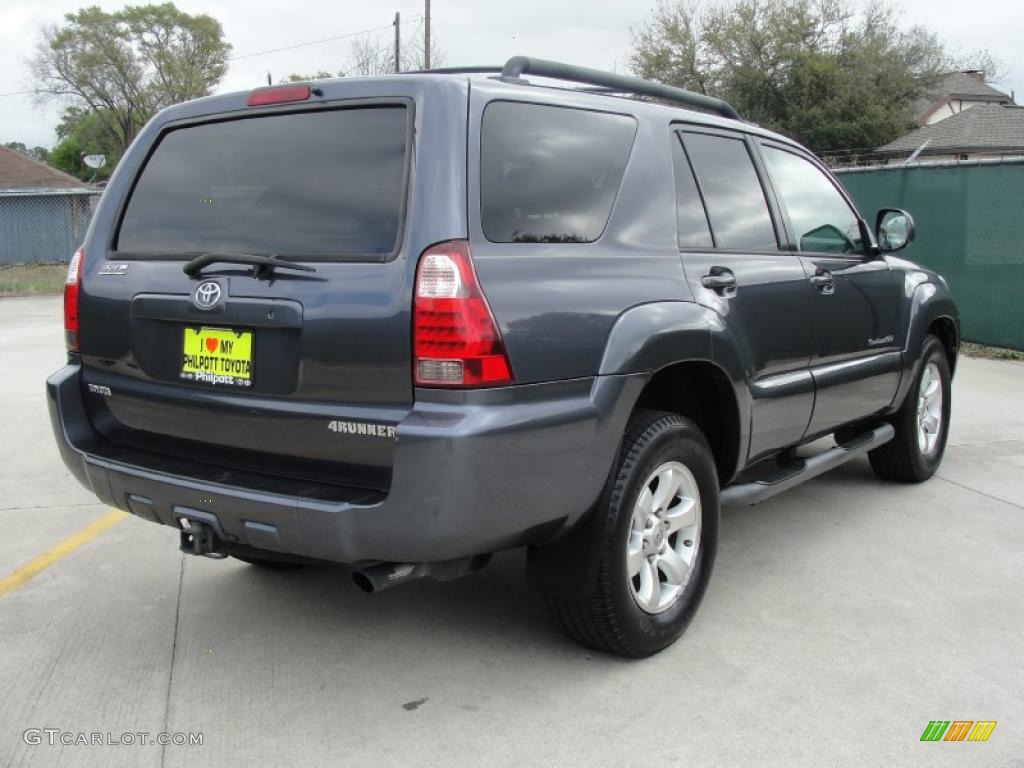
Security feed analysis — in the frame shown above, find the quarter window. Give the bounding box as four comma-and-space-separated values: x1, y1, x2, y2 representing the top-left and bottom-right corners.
682, 132, 778, 251
480, 102, 637, 243
671, 134, 713, 248
762, 147, 863, 254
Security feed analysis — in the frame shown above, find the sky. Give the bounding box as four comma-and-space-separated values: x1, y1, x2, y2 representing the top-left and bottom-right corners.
1, 0, 1022, 149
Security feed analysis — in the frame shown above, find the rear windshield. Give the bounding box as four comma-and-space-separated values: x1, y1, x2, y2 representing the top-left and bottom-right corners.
117, 106, 409, 259
480, 102, 636, 243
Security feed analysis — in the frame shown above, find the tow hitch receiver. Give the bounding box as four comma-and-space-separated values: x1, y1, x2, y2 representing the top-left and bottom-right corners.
178, 517, 227, 559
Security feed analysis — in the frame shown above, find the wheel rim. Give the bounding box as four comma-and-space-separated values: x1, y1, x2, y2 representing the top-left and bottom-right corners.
626, 461, 701, 614
916, 361, 944, 455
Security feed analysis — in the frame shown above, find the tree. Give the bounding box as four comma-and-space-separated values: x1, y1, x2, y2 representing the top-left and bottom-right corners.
284, 20, 445, 82
48, 136, 85, 178
3, 142, 50, 162
347, 32, 393, 76
30, 3, 231, 157
628, 0, 985, 153
345, 21, 444, 75
49, 106, 124, 180
283, 71, 336, 83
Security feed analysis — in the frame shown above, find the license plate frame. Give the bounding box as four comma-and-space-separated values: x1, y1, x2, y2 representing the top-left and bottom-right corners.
180, 326, 254, 388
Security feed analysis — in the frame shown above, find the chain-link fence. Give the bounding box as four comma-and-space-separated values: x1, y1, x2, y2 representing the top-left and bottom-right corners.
837, 158, 1024, 350
0, 190, 100, 265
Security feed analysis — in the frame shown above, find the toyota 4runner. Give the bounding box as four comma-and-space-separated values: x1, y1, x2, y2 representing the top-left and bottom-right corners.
48, 57, 959, 657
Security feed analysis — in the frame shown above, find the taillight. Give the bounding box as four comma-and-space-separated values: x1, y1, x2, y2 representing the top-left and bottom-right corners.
246, 84, 311, 107
64, 246, 83, 351
413, 240, 514, 387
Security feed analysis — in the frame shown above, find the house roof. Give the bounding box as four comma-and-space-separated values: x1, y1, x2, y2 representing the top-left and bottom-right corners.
0, 145, 89, 191
913, 71, 1013, 124
942, 71, 1013, 100
878, 104, 1024, 155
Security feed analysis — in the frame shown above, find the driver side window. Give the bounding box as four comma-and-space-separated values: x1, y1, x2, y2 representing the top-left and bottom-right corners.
762, 147, 862, 255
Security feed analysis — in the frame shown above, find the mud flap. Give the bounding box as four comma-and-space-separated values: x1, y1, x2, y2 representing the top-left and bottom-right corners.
526, 505, 607, 598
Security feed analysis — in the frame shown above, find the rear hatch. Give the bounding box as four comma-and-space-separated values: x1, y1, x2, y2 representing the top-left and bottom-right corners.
75, 89, 456, 491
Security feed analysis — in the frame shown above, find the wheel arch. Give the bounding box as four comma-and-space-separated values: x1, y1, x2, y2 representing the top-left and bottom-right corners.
928, 315, 959, 375
633, 360, 743, 486
527, 303, 750, 600
891, 279, 960, 412
598, 300, 751, 486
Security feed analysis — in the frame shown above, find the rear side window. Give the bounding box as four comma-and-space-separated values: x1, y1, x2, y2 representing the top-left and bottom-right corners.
480, 102, 637, 243
671, 134, 713, 248
117, 106, 409, 259
682, 132, 778, 251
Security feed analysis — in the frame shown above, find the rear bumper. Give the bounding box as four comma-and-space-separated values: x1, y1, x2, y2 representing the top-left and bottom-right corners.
47, 364, 644, 564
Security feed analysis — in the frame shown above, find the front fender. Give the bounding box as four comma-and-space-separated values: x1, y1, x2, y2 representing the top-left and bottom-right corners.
892, 270, 960, 410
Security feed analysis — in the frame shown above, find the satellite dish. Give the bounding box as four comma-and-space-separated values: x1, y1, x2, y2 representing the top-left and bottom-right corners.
83, 154, 106, 169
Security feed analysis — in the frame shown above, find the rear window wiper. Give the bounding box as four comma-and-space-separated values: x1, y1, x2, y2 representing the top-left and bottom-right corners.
183, 252, 317, 279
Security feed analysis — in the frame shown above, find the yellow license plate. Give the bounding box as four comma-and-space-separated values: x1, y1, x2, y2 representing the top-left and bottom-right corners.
181, 327, 253, 387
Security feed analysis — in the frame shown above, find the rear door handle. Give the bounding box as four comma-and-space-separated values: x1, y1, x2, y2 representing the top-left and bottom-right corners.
701, 268, 736, 292
809, 270, 834, 294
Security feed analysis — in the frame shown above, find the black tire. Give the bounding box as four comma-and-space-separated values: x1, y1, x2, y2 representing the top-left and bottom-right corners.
231, 554, 306, 570
544, 410, 719, 658
868, 334, 951, 482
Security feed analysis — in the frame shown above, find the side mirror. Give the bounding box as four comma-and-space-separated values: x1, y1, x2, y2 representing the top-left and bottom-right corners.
876, 208, 915, 252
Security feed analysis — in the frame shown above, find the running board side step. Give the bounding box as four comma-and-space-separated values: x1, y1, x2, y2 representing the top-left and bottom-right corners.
721, 423, 895, 507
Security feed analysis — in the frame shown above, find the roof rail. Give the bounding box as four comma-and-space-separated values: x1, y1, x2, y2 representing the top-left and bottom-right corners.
405, 66, 503, 75
403, 58, 742, 121
499, 56, 741, 121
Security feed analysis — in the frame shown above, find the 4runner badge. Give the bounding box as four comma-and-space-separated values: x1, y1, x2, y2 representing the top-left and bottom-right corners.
327, 420, 396, 439
98, 262, 129, 276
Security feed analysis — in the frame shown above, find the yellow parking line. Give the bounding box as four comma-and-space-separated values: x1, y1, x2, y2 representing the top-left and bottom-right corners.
0, 509, 126, 599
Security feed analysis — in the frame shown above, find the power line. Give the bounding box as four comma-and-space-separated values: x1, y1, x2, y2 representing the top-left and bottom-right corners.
0, 16, 427, 97
228, 17, 423, 62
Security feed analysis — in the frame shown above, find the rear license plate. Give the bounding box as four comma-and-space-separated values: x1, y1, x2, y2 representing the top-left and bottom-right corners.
181, 327, 253, 387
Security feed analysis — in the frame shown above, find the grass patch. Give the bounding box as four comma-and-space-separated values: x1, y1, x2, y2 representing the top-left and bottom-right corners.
960, 342, 1024, 362
0, 263, 68, 297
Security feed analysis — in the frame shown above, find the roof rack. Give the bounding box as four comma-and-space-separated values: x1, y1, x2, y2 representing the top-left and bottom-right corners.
500, 56, 741, 121
405, 66, 503, 75
405, 57, 742, 122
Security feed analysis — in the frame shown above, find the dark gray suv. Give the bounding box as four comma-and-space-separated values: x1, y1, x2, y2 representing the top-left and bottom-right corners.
48, 57, 958, 657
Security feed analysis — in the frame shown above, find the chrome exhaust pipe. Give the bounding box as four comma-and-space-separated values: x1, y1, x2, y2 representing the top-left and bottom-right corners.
352, 562, 431, 593
352, 555, 491, 593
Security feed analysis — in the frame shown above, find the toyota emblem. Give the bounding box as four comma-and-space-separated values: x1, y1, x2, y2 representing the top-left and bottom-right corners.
193, 281, 222, 310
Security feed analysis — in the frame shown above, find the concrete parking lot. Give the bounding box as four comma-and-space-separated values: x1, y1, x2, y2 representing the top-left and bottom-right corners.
1, 294, 1021, 767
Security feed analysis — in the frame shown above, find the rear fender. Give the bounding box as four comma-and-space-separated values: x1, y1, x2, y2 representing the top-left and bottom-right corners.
529, 301, 749, 598
598, 301, 751, 471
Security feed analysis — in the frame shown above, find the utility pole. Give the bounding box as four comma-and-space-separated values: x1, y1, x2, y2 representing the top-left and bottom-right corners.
424, 0, 431, 70
393, 12, 401, 74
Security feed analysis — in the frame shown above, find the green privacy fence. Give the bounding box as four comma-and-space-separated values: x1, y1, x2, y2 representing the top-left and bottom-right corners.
837, 159, 1024, 350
